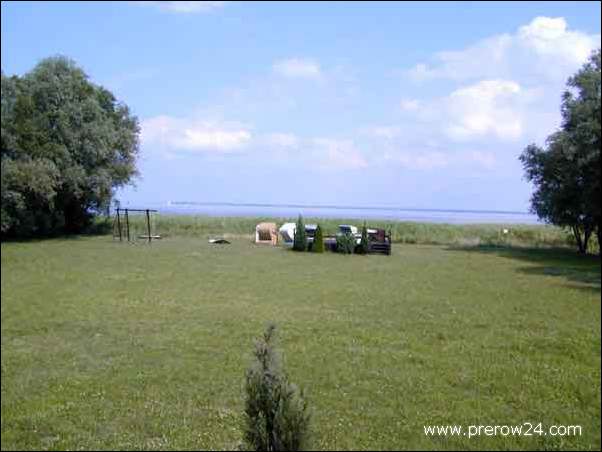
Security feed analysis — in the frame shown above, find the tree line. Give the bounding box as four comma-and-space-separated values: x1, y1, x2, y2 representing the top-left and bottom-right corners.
1, 56, 139, 237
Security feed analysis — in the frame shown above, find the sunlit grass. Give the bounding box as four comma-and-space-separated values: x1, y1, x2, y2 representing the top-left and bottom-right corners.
1, 236, 600, 450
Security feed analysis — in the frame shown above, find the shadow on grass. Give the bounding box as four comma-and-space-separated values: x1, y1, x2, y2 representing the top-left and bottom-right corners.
1, 219, 113, 244
447, 245, 601, 294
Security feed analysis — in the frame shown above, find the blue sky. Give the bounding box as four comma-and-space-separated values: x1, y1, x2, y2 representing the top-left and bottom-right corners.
2, 1, 600, 211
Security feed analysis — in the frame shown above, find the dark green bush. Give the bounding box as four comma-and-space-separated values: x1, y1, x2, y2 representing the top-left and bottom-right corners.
356, 222, 369, 255
336, 233, 356, 254
313, 225, 324, 253
243, 324, 311, 451
293, 215, 306, 252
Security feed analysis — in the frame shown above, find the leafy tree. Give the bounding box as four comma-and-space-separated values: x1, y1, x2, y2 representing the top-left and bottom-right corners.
1, 157, 59, 235
1, 56, 139, 237
562, 48, 601, 250
243, 324, 311, 451
312, 225, 324, 253
292, 215, 306, 252
520, 49, 601, 254
356, 222, 369, 255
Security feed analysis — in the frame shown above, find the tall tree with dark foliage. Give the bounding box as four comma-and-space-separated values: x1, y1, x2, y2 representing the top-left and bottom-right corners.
520, 49, 601, 254
1, 56, 139, 237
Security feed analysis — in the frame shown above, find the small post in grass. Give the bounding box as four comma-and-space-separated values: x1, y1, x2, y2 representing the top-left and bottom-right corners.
116, 208, 122, 242
146, 209, 151, 244
125, 208, 130, 242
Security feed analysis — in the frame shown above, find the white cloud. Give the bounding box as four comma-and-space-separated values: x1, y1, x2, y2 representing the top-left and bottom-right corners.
405, 16, 600, 83
272, 58, 322, 80
140, 112, 371, 170
517, 17, 595, 64
135, 1, 227, 13
141, 115, 252, 154
409, 34, 514, 82
444, 80, 525, 141
393, 79, 543, 142
141, 112, 371, 172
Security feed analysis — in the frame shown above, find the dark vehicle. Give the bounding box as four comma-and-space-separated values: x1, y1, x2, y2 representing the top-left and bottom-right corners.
366, 228, 392, 255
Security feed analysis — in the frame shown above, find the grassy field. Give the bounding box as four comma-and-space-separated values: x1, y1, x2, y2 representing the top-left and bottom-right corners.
116, 214, 586, 250
1, 235, 600, 450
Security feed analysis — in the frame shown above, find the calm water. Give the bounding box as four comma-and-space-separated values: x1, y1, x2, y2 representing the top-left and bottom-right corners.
117, 202, 540, 225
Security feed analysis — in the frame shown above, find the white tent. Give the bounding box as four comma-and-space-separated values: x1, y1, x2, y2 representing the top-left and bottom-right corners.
279, 222, 296, 245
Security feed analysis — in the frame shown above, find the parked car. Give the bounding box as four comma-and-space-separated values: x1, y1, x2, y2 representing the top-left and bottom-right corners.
337, 224, 361, 244
337, 224, 358, 235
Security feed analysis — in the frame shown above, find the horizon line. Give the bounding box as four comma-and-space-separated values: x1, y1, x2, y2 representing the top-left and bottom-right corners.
165, 201, 533, 216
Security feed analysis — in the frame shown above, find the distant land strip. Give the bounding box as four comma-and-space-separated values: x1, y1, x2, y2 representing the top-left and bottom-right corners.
169, 201, 531, 216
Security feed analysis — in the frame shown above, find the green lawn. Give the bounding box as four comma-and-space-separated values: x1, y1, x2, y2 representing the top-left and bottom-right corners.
1, 236, 600, 450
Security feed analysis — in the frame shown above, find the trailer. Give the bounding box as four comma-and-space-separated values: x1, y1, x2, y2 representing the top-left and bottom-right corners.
366, 228, 392, 255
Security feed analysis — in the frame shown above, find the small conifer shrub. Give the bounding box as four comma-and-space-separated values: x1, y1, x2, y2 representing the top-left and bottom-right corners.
242, 324, 311, 451
357, 222, 369, 255
313, 225, 324, 253
292, 215, 307, 252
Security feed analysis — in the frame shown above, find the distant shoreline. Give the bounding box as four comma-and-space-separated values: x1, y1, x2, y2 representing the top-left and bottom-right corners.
116, 202, 540, 225
168, 201, 532, 216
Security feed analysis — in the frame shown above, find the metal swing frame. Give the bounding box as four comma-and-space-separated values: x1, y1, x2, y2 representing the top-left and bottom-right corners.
113, 208, 159, 243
